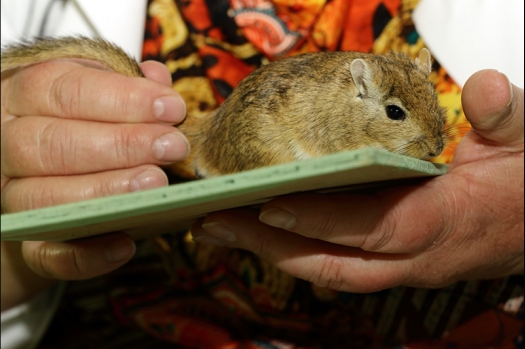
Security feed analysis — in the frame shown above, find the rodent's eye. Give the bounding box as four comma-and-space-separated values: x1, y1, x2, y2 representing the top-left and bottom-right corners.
386, 105, 406, 121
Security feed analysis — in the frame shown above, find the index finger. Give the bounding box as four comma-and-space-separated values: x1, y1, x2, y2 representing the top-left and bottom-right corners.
1, 59, 186, 124
256, 178, 457, 254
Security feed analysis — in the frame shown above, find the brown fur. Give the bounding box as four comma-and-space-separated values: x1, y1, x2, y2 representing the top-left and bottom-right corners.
1, 36, 142, 77
1, 37, 447, 179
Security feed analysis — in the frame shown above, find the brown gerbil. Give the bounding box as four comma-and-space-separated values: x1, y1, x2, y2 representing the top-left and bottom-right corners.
1, 37, 447, 178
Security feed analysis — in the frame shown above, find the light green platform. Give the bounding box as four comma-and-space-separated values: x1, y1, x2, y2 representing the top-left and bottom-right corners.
1, 148, 447, 242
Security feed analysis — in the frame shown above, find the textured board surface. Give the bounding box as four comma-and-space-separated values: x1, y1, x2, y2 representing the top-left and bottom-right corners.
1, 148, 447, 241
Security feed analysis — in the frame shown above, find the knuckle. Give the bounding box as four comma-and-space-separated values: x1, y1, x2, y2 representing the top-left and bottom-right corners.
306, 255, 346, 291
48, 68, 82, 118
111, 130, 129, 166
27, 242, 57, 278
2, 179, 46, 212
24, 241, 90, 280
112, 126, 142, 166
91, 175, 120, 198
360, 210, 396, 252
26, 181, 46, 210
38, 118, 72, 175
0, 180, 19, 213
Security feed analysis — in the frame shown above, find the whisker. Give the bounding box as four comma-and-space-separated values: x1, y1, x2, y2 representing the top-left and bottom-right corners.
390, 140, 422, 159
445, 122, 471, 138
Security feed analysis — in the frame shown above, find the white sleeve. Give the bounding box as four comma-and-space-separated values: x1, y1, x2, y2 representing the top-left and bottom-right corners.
1, 282, 67, 349
1, 0, 147, 61
413, 0, 524, 88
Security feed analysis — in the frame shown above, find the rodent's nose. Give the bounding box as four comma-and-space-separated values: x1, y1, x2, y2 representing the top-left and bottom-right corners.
429, 141, 445, 158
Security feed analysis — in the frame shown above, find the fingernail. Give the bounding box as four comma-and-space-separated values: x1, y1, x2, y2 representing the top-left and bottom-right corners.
191, 235, 226, 246
259, 208, 296, 230
154, 96, 186, 123
153, 132, 190, 161
201, 222, 237, 242
130, 168, 168, 192
104, 238, 136, 262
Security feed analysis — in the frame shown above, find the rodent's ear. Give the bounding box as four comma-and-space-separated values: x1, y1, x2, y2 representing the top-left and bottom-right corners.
415, 48, 432, 75
350, 59, 374, 97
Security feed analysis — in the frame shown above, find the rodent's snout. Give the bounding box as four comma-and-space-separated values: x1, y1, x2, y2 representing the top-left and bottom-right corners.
428, 151, 439, 158
428, 139, 445, 158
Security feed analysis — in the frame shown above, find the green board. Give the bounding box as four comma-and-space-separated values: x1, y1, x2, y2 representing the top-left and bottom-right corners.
1, 148, 447, 242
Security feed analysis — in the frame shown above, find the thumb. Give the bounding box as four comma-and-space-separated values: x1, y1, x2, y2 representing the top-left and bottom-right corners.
462, 69, 524, 147
21, 233, 136, 280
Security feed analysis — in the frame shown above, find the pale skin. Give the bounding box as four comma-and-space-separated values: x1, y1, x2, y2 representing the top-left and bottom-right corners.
1, 59, 189, 311
1, 62, 523, 310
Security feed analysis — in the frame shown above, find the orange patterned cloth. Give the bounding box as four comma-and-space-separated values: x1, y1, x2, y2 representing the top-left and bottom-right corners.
38, 1, 521, 349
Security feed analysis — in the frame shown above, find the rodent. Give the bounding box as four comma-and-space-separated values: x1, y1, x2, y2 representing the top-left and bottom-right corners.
1, 37, 447, 179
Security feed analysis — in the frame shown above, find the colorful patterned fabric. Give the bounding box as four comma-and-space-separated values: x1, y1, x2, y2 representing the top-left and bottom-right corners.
143, 0, 468, 166
39, 1, 522, 348
39, 237, 524, 349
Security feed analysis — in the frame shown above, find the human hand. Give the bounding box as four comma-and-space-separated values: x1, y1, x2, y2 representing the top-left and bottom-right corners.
1, 58, 188, 308
191, 69, 524, 292
1, 58, 188, 212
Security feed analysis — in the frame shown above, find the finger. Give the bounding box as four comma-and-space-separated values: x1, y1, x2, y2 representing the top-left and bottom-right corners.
1, 116, 189, 177
462, 70, 524, 147
250, 183, 455, 254
21, 233, 136, 280
1, 165, 167, 213
140, 60, 173, 87
191, 209, 410, 292
1, 59, 186, 124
